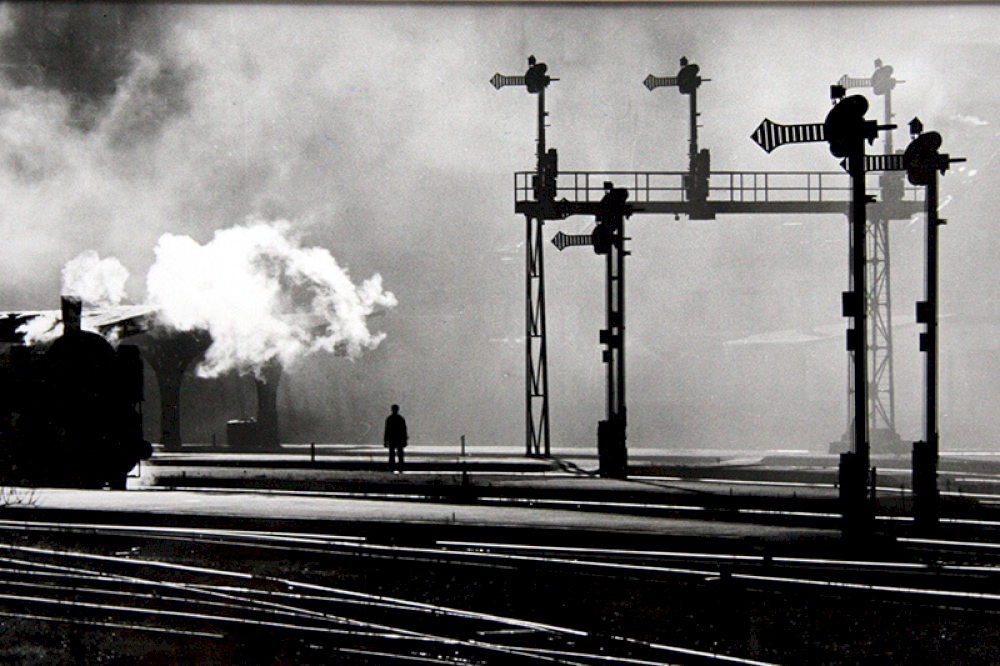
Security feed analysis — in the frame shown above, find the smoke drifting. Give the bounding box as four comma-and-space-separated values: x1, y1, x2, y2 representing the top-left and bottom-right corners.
146, 221, 396, 379
0, 4, 997, 449
15, 312, 60, 347
61, 250, 129, 307
14, 250, 131, 346
17, 222, 397, 391
0, 4, 183, 132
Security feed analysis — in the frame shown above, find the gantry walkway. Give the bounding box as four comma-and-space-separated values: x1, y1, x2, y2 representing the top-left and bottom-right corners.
515, 169, 923, 217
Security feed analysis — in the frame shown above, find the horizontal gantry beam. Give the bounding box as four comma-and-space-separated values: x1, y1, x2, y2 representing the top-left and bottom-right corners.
516, 200, 923, 218
514, 170, 924, 220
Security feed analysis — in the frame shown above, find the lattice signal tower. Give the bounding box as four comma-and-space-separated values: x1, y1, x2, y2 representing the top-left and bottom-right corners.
836, 59, 909, 454
491, 57, 559, 457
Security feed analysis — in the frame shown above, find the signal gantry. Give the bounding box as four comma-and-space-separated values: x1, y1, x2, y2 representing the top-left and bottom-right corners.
494, 57, 927, 494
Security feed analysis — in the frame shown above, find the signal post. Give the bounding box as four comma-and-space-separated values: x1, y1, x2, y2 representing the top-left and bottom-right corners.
753, 87, 894, 533
492, 57, 559, 458
904, 118, 964, 529
836, 60, 907, 453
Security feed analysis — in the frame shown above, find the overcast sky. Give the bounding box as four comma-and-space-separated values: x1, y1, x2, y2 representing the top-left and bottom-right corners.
0, 3, 997, 452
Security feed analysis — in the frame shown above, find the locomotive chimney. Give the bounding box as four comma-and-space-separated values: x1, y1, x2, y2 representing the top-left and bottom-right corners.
61, 296, 82, 334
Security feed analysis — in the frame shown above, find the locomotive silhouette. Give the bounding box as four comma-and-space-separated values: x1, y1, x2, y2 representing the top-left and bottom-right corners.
0, 297, 152, 489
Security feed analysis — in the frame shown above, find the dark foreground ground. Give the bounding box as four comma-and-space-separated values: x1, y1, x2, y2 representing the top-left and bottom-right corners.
3, 533, 997, 666
2, 446, 1000, 665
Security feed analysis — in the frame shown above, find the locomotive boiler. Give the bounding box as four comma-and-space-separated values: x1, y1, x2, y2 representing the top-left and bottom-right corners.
0, 297, 152, 489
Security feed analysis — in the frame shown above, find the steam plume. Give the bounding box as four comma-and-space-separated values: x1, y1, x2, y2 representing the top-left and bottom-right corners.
61, 250, 130, 307
146, 220, 397, 378
16, 312, 61, 347
14, 250, 131, 346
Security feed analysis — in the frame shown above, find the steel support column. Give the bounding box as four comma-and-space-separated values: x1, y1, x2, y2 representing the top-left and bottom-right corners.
906, 121, 962, 528
599, 216, 627, 478
867, 213, 898, 442
596, 185, 630, 479
841, 134, 875, 533
491, 56, 556, 458
525, 213, 550, 457
839, 62, 905, 453
913, 171, 940, 527
870, 83, 900, 445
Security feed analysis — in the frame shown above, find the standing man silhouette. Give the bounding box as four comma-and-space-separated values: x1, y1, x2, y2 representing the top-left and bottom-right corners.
383, 404, 408, 471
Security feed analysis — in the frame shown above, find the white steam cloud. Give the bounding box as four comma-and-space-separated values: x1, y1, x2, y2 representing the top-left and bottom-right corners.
146, 220, 397, 378
16, 222, 396, 372
61, 250, 130, 307
14, 250, 131, 346
16, 312, 61, 347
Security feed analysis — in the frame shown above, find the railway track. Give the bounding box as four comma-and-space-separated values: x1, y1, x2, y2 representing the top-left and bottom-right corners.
126, 475, 1000, 543
5, 518, 1000, 608
5, 500, 1000, 664
15, 461, 1000, 665
0, 528, 783, 665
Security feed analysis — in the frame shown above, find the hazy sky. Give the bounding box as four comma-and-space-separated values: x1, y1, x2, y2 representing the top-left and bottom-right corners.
0, 3, 997, 452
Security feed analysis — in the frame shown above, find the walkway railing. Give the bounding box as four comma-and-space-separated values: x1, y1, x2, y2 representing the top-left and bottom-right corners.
515, 170, 923, 206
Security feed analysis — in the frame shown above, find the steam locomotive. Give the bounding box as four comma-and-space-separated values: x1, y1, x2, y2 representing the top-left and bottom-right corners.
0, 298, 152, 489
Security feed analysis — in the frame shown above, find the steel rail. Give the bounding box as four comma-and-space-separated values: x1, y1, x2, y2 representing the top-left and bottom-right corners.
8, 522, 1000, 660
10, 518, 1000, 640
129, 480, 859, 529
0, 576, 404, 637
331, 646, 511, 665
440, 538, 1000, 576
155, 468, 1000, 508
0, 585, 563, 664
11, 518, 1000, 588
11, 516, 1000, 574
0, 553, 491, 636
0, 543, 654, 664
0, 552, 468, 642
0, 609, 224, 638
